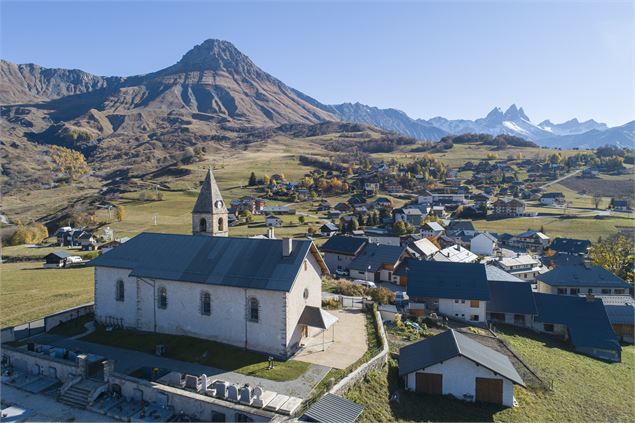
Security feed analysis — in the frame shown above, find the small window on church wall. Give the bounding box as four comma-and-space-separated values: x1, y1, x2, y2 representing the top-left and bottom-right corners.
304, 260, 308, 271
158, 287, 168, 309
116, 280, 124, 302
303, 288, 309, 300
218, 217, 224, 232
201, 291, 211, 316
248, 297, 259, 322
199, 218, 207, 233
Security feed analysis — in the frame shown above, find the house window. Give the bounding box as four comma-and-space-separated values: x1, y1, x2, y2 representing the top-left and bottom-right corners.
470, 315, 480, 321
569, 288, 580, 295
200, 291, 211, 316
454, 299, 459, 303
218, 217, 224, 232
470, 300, 479, 308
199, 218, 207, 232
557, 288, 566, 295
614, 289, 625, 295
158, 287, 168, 309
115, 280, 124, 302
248, 297, 259, 322
460, 299, 466, 304
601, 289, 611, 294
544, 323, 554, 332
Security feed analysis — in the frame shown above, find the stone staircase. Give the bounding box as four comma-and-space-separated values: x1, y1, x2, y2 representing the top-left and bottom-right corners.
58, 378, 105, 409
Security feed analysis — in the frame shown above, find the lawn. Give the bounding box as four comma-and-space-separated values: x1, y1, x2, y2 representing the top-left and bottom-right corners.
80, 326, 309, 382
0, 261, 94, 327
344, 326, 635, 422
48, 313, 94, 337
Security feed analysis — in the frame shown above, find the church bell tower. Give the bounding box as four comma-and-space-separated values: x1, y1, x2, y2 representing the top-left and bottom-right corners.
192, 168, 229, 237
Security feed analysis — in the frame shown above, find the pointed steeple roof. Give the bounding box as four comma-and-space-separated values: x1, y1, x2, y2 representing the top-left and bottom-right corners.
192, 168, 226, 213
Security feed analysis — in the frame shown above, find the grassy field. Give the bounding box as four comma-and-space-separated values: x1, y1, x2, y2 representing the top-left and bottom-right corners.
345, 327, 635, 422
0, 261, 94, 327
81, 326, 309, 381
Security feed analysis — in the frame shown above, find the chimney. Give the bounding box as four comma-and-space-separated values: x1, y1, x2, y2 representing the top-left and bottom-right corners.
455, 245, 461, 251
267, 227, 275, 239
282, 237, 293, 257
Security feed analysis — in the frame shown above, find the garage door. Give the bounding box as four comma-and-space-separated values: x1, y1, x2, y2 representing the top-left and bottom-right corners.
475, 377, 503, 404
415, 372, 442, 395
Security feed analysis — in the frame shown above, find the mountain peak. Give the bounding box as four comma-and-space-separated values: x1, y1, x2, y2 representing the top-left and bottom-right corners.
504, 104, 530, 121
174, 39, 255, 73
485, 107, 504, 120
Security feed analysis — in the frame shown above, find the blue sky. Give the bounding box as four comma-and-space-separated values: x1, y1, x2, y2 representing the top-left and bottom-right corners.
1, 1, 633, 126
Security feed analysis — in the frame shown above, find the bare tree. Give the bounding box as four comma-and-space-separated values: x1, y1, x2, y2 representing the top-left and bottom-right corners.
592, 194, 602, 209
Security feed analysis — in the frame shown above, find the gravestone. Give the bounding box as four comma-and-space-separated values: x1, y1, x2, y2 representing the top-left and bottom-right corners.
164, 372, 183, 387
184, 374, 199, 390
251, 387, 276, 408
239, 385, 252, 404
226, 384, 239, 402
199, 374, 208, 392
214, 381, 228, 399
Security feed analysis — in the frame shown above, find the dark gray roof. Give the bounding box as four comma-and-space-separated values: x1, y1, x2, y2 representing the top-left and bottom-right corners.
297, 306, 338, 329
320, 223, 338, 232
349, 243, 406, 272
192, 168, 227, 214
406, 261, 490, 301
541, 253, 585, 267
485, 265, 523, 282
537, 265, 630, 288
604, 304, 635, 325
533, 293, 621, 352
89, 233, 319, 292
487, 280, 537, 315
304, 393, 364, 423
320, 235, 367, 255
549, 238, 591, 255
46, 251, 71, 259
398, 330, 525, 386
447, 220, 476, 232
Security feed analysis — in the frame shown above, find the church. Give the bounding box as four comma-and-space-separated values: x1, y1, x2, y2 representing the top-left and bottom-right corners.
90, 169, 334, 358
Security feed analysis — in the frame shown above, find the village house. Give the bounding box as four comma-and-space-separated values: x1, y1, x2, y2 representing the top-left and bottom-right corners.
399, 330, 525, 407
43, 251, 83, 268
610, 198, 630, 212
90, 169, 333, 359
445, 220, 477, 237
486, 276, 536, 328
548, 237, 591, 256
77, 231, 97, 251
408, 238, 440, 260
319, 222, 339, 237
265, 215, 283, 227
433, 245, 478, 264
536, 265, 631, 296
348, 243, 410, 284
495, 254, 544, 282
539, 192, 565, 205
420, 221, 444, 238
532, 293, 621, 362
509, 230, 550, 252
319, 235, 367, 274
393, 207, 424, 226
406, 261, 490, 322
491, 198, 526, 217
470, 232, 498, 256
600, 296, 635, 344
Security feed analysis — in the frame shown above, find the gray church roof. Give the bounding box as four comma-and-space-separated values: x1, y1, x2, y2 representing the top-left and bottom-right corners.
192, 168, 227, 214
398, 329, 525, 386
304, 393, 364, 423
89, 233, 325, 292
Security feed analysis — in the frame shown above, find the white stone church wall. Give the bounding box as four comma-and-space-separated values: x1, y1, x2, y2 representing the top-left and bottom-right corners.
285, 254, 324, 353
94, 267, 138, 328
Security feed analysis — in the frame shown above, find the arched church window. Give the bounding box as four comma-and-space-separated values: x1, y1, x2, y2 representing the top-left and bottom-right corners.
248, 297, 259, 322
199, 218, 207, 232
218, 217, 224, 232
201, 291, 211, 316
158, 287, 168, 309
116, 279, 124, 302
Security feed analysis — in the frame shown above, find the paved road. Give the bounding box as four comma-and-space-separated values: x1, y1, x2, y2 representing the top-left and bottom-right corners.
30, 333, 329, 399
539, 168, 584, 189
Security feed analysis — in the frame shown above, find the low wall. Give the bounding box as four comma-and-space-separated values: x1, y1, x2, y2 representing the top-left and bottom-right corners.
328, 308, 389, 396
1, 303, 94, 343
108, 373, 280, 422
2, 345, 81, 382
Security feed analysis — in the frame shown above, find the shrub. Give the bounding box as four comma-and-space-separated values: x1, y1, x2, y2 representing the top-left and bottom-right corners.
9, 223, 49, 245
368, 287, 395, 305
321, 298, 341, 310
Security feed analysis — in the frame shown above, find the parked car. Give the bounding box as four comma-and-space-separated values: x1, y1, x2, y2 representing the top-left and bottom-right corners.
335, 269, 349, 277
395, 291, 409, 305
353, 279, 377, 289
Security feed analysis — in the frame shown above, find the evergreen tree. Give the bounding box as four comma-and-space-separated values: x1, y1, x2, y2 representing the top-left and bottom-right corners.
248, 172, 257, 186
